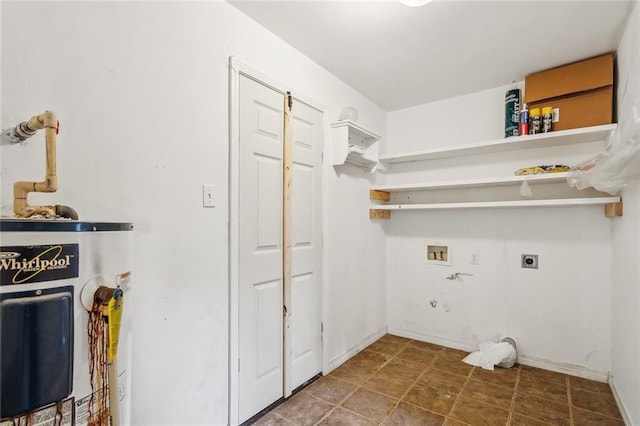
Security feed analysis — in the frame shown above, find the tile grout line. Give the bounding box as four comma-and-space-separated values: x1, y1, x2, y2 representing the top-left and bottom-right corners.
310, 342, 400, 426
270, 411, 296, 425
377, 341, 441, 425
443, 364, 476, 424
567, 375, 574, 426
567, 382, 625, 422
333, 341, 471, 425
353, 345, 399, 425
317, 369, 388, 424
312, 352, 393, 426
374, 342, 429, 424
505, 365, 521, 425
320, 339, 413, 425
313, 395, 370, 426
310, 389, 351, 425
287, 391, 335, 426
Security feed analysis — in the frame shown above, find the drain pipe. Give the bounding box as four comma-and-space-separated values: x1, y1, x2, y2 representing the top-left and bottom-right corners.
4, 111, 78, 219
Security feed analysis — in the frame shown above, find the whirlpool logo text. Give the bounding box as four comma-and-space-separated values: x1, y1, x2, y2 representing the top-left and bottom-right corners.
0, 244, 79, 285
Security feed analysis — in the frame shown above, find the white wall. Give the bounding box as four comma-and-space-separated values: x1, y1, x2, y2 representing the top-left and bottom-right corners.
385, 84, 614, 377
325, 167, 388, 369
0, 2, 387, 424
611, 1, 640, 423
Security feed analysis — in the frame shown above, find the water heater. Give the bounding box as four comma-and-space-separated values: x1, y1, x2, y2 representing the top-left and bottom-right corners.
0, 219, 133, 426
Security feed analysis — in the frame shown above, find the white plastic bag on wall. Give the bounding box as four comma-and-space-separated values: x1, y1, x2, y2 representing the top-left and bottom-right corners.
567, 51, 640, 194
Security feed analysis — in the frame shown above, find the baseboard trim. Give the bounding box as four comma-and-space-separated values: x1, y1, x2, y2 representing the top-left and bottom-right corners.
387, 328, 478, 353
609, 373, 634, 425
387, 328, 609, 382
517, 354, 609, 382
326, 326, 387, 373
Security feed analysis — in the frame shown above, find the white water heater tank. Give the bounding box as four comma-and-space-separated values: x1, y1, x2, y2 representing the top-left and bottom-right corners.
0, 219, 133, 426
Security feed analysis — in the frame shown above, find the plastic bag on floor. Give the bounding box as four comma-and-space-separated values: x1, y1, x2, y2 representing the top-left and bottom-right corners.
463, 340, 517, 371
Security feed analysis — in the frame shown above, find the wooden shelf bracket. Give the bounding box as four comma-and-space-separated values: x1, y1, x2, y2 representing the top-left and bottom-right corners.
605, 200, 623, 217
370, 209, 391, 219
370, 190, 391, 219
370, 189, 391, 201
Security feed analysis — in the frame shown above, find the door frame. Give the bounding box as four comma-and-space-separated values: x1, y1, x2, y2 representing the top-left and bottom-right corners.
228, 57, 328, 426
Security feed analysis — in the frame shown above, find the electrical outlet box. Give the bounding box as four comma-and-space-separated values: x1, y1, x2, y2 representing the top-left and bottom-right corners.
521, 254, 538, 269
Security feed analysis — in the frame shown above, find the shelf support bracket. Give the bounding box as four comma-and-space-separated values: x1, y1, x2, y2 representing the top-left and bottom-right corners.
370, 209, 390, 220
370, 190, 390, 201
605, 200, 623, 217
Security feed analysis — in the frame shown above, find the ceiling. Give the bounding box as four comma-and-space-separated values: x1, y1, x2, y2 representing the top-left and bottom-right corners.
229, 0, 634, 111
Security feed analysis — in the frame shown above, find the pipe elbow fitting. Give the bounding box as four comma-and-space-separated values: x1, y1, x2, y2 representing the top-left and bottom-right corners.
34, 177, 58, 193
24, 110, 56, 132
55, 205, 79, 220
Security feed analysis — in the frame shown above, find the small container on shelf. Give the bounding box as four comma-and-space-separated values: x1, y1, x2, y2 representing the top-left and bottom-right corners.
542, 106, 553, 133
505, 88, 521, 138
529, 107, 542, 134
519, 103, 529, 136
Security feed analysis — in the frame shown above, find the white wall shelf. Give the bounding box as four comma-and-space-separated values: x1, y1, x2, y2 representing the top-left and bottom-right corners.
332, 120, 380, 172
379, 124, 617, 164
370, 185, 622, 218
371, 172, 570, 192
370, 123, 622, 220
372, 197, 621, 211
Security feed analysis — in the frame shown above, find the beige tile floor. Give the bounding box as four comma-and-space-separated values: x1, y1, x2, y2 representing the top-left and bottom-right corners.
252, 334, 624, 425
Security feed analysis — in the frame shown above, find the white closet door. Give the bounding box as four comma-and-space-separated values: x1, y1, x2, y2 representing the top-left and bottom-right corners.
237, 74, 323, 424
288, 100, 323, 393
238, 75, 284, 423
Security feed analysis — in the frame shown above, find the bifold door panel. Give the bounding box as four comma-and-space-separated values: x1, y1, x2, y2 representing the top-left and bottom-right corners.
237, 74, 323, 424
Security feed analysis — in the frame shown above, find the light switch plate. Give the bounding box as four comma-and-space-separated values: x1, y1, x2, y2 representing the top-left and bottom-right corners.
203, 184, 215, 208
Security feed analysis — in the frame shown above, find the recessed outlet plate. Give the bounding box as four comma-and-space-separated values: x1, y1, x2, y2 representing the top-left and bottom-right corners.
521, 254, 538, 269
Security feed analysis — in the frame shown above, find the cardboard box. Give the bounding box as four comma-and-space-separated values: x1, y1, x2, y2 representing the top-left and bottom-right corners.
524, 53, 614, 131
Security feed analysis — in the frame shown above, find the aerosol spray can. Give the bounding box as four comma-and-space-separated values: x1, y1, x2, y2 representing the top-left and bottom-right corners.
504, 88, 520, 138
529, 107, 541, 135
519, 103, 529, 136
542, 106, 553, 133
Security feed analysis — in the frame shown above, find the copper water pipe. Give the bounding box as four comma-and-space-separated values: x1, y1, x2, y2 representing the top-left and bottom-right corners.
11, 111, 76, 219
